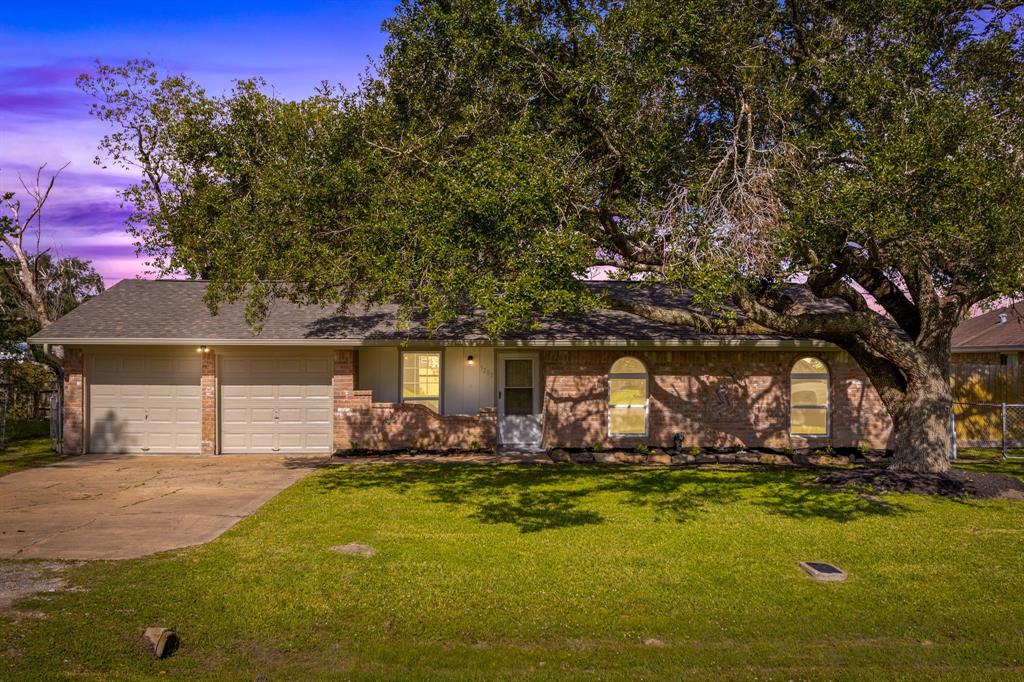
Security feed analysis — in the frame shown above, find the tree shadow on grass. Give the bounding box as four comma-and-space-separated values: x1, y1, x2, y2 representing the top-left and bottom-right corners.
314, 463, 909, 533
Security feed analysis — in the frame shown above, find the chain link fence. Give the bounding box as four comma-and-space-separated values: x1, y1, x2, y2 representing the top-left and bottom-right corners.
952, 401, 1024, 460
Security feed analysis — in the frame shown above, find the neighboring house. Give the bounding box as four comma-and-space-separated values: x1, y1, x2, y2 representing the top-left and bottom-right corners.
950, 302, 1024, 446
951, 302, 1024, 365
28, 279, 1014, 456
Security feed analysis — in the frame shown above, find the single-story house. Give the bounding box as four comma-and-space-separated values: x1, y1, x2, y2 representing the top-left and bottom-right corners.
28, 280, 1020, 456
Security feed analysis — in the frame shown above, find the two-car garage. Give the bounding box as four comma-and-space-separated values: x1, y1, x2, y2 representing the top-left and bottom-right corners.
86, 348, 333, 455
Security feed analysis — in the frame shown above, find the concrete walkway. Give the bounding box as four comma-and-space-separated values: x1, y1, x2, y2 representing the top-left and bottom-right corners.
0, 454, 324, 560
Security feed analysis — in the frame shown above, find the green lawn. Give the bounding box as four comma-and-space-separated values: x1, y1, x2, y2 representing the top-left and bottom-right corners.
2, 461, 1024, 680
0, 435, 62, 477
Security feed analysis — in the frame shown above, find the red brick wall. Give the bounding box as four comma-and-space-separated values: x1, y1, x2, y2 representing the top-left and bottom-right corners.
200, 350, 217, 455
335, 390, 497, 451
333, 345, 498, 451
62, 347, 84, 455
540, 349, 893, 450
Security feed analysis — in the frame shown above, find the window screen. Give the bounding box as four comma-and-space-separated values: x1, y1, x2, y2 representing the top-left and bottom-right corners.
402, 351, 441, 413
609, 356, 648, 435
791, 357, 829, 436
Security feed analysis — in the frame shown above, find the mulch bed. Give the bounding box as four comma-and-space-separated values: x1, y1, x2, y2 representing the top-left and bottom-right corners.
816, 467, 1024, 500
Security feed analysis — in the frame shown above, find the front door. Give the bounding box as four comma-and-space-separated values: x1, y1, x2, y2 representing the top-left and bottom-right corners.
498, 354, 542, 449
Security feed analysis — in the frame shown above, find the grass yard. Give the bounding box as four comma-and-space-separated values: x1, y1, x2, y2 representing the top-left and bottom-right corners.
0, 435, 62, 477
2, 460, 1024, 680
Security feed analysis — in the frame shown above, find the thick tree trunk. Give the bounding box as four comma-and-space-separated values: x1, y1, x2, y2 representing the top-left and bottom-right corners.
887, 371, 952, 473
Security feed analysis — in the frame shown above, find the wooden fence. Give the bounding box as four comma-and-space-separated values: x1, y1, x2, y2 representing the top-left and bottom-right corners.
951, 363, 1024, 447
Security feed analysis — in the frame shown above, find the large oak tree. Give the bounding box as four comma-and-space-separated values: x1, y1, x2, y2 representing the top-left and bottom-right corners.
81, 1, 1024, 472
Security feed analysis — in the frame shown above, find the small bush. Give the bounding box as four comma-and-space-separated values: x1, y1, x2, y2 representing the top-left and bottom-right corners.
635, 443, 650, 454
689, 445, 702, 457
593, 442, 605, 452
4, 419, 49, 442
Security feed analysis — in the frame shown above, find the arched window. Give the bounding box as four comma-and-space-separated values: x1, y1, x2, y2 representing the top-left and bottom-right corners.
791, 357, 830, 436
609, 356, 648, 436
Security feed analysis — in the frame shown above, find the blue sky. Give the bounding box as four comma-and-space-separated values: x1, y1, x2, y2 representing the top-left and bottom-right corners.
0, 1, 394, 283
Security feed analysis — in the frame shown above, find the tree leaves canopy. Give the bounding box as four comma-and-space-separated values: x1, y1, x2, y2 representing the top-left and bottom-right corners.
81, 3, 1024, 338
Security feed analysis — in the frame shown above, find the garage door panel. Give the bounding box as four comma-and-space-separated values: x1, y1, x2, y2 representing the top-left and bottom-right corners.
219, 352, 332, 454
174, 407, 201, 423
305, 407, 331, 423
246, 408, 275, 424
88, 351, 201, 454
306, 433, 331, 448
145, 407, 174, 423
220, 384, 250, 399
276, 408, 305, 424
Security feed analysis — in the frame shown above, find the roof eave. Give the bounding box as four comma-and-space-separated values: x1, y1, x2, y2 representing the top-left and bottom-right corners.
27, 336, 837, 349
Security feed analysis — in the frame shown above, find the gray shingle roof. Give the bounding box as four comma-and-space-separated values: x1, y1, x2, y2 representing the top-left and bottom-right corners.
30, 279, 815, 346
952, 302, 1024, 350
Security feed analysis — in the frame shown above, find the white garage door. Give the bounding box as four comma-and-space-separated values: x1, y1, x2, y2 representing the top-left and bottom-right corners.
219, 353, 333, 454
88, 351, 202, 454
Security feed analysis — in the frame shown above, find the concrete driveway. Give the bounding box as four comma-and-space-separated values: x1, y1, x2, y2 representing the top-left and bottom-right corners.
0, 454, 323, 560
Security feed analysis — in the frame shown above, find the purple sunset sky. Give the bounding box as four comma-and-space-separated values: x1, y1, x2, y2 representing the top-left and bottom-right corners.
0, 1, 394, 285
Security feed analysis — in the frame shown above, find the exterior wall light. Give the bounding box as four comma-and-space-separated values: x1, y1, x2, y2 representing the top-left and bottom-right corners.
197, 345, 210, 353
467, 354, 475, 366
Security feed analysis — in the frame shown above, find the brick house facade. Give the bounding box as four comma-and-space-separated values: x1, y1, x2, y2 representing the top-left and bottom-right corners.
35, 280, 1022, 456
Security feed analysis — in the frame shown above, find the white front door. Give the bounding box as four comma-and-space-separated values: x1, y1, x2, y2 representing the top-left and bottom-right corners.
497, 354, 542, 449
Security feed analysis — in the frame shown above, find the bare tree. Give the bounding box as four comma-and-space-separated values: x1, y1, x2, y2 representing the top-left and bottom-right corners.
1, 164, 105, 450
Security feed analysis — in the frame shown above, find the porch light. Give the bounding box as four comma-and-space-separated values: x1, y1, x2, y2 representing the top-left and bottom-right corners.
197, 345, 210, 353
467, 354, 475, 366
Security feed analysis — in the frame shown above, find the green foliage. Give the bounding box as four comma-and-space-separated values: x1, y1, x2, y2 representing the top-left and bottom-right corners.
0, 254, 103, 347
82, 4, 1024, 342
4, 419, 48, 441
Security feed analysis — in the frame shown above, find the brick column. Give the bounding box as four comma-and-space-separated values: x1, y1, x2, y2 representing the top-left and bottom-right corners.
62, 347, 84, 455
200, 350, 217, 455
333, 348, 362, 451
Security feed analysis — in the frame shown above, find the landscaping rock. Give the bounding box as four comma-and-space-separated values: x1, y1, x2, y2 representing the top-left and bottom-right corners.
716, 453, 736, 464
799, 453, 851, 467
734, 451, 761, 465
548, 449, 572, 463
671, 454, 695, 465
695, 454, 718, 465
331, 543, 377, 557
596, 451, 646, 464
758, 453, 794, 466
615, 452, 647, 465
646, 453, 672, 466
570, 451, 596, 464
